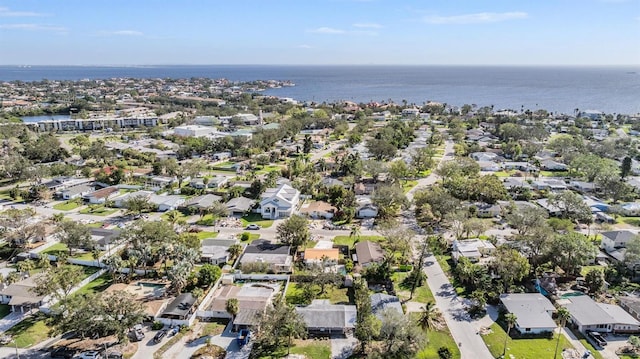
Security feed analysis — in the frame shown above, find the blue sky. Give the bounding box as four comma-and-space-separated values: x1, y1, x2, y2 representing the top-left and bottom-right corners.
0, 0, 639, 65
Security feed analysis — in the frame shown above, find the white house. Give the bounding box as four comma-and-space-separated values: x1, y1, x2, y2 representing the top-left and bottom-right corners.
600, 230, 637, 253
61, 183, 94, 200
562, 295, 640, 334
452, 239, 496, 264
357, 203, 379, 219
259, 184, 300, 219
500, 293, 556, 334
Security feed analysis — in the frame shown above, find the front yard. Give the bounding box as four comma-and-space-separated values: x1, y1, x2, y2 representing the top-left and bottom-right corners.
481, 322, 572, 359
53, 200, 83, 211
196, 231, 219, 240
240, 213, 274, 228
332, 235, 384, 248
4, 314, 53, 348
79, 206, 118, 216
391, 271, 435, 304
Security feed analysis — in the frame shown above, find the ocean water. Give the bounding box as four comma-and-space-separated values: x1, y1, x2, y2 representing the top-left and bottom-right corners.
1, 65, 639, 114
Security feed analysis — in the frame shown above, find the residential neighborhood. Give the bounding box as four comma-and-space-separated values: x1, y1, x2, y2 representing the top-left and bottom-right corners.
2, 76, 640, 359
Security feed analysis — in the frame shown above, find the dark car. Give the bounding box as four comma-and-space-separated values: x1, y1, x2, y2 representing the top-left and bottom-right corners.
50, 347, 77, 359
128, 328, 145, 342
153, 329, 167, 344
104, 352, 123, 359
587, 331, 607, 347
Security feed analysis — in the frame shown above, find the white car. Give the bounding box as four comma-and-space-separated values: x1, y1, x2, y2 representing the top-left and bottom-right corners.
76, 351, 102, 359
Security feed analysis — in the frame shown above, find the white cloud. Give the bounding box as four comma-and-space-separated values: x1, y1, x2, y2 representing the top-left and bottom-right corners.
0, 7, 49, 17
0, 23, 66, 31
100, 30, 144, 36
308, 27, 345, 34
424, 11, 528, 24
352, 22, 382, 29
298, 44, 313, 49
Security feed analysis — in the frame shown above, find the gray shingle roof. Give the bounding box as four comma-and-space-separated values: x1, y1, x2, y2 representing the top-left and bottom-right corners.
295, 300, 357, 330
500, 293, 556, 329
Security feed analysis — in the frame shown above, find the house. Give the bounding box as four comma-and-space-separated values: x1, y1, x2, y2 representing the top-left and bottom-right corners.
84, 186, 119, 204
561, 295, 640, 334
225, 197, 256, 216
0, 274, 47, 313
207, 282, 279, 330
499, 293, 556, 334
181, 194, 223, 212
295, 299, 357, 336
90, 228, 120, 251
570, 181, 598, 193
532, 179, 567, 191
356, 203, 379, 219
299, 201, 337, 220
540, 159, 568, 171
43, 176, 91, 192
112, 190, 153, 208
370, 293, 403, 320
160, 293, 197, 320
201, 239, 240, 265
322, 177, 345, 188
620, 202, 640, 216
303, 248, 340, 266
149, 194, 185, 212
354, 182, 375, 195
600, 230, 637, 253
474, 202, 502, 218
259, 184, 300, 219
452, 239, 496, 264
239, 240, 293, 273
212, 152, 232, 161
174, 125, 216, 137
478, 161, 503, 172
143, 176, 177, 191
503, 178, 533, 191
354, 241, 385, 267
619, 296, 640, 321
471, 152, 500, 162
61, 183, 95, 200
190, 176, 228, 189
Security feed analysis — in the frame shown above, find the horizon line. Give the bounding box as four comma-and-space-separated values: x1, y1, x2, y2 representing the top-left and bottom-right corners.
1, 63, 639, 67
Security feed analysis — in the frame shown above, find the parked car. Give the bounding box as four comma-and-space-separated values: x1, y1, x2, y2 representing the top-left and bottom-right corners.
104, 352, 123, 359
50, 347, 77, 359
129, 328, 144, 342
76, 351, 103, 359
153, 329, 167, 344
587, 331, 607, 347
245, 224, 261, 230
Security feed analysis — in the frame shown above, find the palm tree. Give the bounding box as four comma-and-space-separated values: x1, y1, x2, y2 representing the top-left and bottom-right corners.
504, 313, 518, 357
104, 255, 123, 282
50, 213, 65, 223
92, 249, 101, 266
349, 224, 361, 244
38, 255, 51, 270
165, 210, 181, 226
227, 244, 243, 263
554, 307, 571, 359
417, 301, 440, 334
225, 298, 239, 329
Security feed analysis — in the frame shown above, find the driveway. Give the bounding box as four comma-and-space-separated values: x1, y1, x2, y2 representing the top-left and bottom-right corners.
330, 335, 357, 359
423, 255, 494, 359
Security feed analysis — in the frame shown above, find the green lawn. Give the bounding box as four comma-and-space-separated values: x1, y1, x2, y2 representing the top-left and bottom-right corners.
5, 314, 52, 348
539, 170, 569, 177
571, 329, 604, 359
415, 320, 461, 359
73, 274, 112, 296
619, 216, 640, 227
391, 272, 435, 303
196, 231, 219, 240
332, 235, 385, 248
481, 322, 573, 359
79, 206, 118, 216
41, 242, 69, 257
239, 232, 261, 243
402, 180, 418, 193
240, 213, 274, 228
72, 250, 103, 261
53, 200, 83, 211
286, 283, 350, 305
289, 340, 331, 359
0, 304, 10, 319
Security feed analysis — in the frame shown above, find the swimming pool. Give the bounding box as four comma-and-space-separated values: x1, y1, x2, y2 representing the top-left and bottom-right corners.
560, 292, 585, 299
136, 281, 165, 288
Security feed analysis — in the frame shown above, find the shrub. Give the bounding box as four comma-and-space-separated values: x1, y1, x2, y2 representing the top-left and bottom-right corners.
240, 232, 250, 241
152, 321, 164, 330
438, 347, 452, 359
